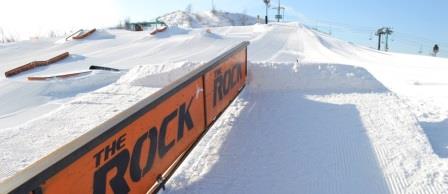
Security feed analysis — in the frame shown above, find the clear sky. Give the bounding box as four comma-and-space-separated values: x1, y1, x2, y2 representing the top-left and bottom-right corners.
1, 0, 447, 57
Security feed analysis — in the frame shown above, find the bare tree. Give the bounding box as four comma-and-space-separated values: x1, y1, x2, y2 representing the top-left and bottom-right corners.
241, 9, 249, 25
48, 30, 57, 38
185, 4, 192, 13
124, 17, 131, 30
211, 0, 217, 14
0, 27, 4, 43
0, 27, 15, 43
115, 20, 124, 29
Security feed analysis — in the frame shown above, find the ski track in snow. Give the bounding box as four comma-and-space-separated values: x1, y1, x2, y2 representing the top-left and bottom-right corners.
308, 93, 448, 194
165, 90, 389, 194
162, 61, 393, 194
165, 62, 448, 193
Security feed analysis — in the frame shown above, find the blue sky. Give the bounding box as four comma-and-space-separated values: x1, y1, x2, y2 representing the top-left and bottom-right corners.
117, 0, 448, 57
1, 0, 446, 57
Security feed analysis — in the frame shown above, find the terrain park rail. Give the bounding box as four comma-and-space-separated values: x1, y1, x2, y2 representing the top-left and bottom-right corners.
4, 52, 70, 77
0, 41, 249, 194
150, 26, 168, 35
72, 29, 96, 40
65, 29, 83, 41
27, 71, 92, 81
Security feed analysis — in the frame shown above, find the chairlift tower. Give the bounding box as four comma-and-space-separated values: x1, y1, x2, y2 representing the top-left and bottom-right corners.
263, 0, 271, 24
375, 27, 393, 51
272, 0, 285, 22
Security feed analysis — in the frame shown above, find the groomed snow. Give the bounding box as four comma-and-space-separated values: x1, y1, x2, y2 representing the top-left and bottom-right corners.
2, 19, 448, 193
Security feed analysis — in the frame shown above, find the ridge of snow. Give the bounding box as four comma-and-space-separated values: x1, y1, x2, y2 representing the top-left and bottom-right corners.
248, 62, 386, 93
159, 10, 257, 28
117, 61, 202, 87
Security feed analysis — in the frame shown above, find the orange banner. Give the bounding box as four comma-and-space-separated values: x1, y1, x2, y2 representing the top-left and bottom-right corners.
38, 78, 204, 194
204, 49, 247, 125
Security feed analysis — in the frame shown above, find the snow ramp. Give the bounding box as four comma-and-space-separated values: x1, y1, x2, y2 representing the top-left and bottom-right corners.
163, 62, 391, 194
164, 58, 448, 194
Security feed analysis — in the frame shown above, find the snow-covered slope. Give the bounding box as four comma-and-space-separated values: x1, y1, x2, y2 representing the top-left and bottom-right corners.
159, 10, 256, 28
2, 21, 448, 193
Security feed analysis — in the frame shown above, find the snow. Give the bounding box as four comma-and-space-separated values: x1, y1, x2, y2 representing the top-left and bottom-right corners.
248, 62, 386, 93
2, 14, 448, 193
159, 10, 256, 28
165, 63, 390, 194
117, 61, 202, 87
308, 93, 446, 193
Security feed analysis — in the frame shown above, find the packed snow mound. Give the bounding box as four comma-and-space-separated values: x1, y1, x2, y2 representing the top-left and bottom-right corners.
249, 62, 387, 94
78, 29, 115, 40
55, 29, 115, 44
117, 61, 202, 87
0, 70, 121, 129
159, 10, 256, 28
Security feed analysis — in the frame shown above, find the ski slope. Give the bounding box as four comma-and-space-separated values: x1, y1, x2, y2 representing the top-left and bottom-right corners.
2, 20, 448, 193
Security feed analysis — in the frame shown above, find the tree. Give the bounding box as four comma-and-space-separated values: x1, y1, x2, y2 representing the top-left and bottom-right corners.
185, 4, 192, 13
433, 44, 440, 56
48, 30, 57, 38
116, 20, 124, 29
0, 27, 15, 43
124, 17, 131, 30
211, 0, 217, 14
241, 9, 249, 25
0, 27, 4, 43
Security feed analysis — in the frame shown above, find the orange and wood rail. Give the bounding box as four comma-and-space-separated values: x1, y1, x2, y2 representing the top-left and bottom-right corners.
72, 28, 96, 40
4, 52, 70, 77
0, 41, 249, 194
150, 26, 168, 35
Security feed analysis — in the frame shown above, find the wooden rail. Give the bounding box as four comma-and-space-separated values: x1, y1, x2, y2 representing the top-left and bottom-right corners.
72, 29, 96, 40
27, 71, 92, 81
4, 52, 70, 77
150, 26, 168, 35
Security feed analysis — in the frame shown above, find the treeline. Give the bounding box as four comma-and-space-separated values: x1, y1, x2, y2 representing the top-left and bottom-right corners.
0, 27, 16, 43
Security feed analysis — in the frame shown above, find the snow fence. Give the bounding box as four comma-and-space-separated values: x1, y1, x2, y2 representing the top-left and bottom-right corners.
1, 42, 249, 194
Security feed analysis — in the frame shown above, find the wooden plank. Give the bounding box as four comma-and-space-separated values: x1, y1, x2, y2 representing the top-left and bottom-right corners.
27, 71, 92, 81
150, 26, 168, 35
46, 52, 69, 64
4, 52, 69, 77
